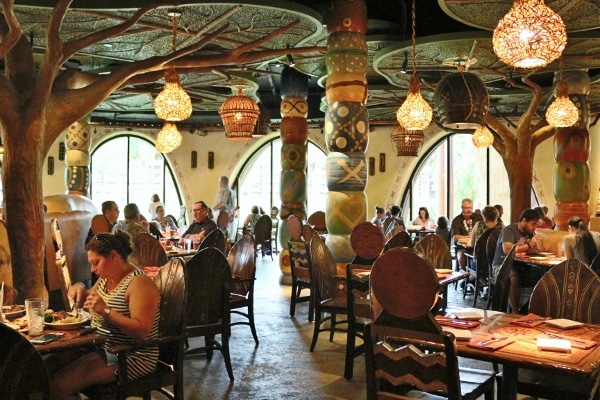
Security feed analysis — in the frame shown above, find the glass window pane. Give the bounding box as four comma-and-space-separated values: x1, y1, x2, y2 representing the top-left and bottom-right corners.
449, 134, 488, 216
90, 137, 129, 211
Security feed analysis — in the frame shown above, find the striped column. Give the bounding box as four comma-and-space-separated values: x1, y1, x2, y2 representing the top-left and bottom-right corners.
553, 71, 591, 230
324, 0, 369, 262
64, 114, 92, 196
279, 66, 309, 280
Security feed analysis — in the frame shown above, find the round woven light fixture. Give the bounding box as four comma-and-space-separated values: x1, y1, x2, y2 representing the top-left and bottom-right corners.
219, 88, 261, 140
391, 125, 424, 157
492, 0, 566, 69
546, 81, 578, 127
472, 124, 494, 148
154, 68, 193, 121
155, 122, 182, 153
397, 75, 433, 131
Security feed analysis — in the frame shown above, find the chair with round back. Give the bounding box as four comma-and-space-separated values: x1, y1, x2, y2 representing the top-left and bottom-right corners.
414, 233, 452, 271
383, 229, 413, 251
0, 322, 51, 399
307, 211, 327, 234
198, 228, 226, 254
133, 232, 168, 268
253, 214, 274, 260
227, 234, 259, 346
465, 228, 494, 307
365, 247, 495, 400
489, 244, 517, 312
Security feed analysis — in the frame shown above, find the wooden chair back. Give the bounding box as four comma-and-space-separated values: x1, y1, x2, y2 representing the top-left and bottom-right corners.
307, 210, 327, 233
185, 247, 232, 328
132, 232, 168, 267
227, 234, 256, 297
253, 214, 273, 244
0, 322, 50, 399
90, 214, 111, 234
470, 228, 494, 280
217, 210, 229, 229
0, 220, 13, 294
384, 229, 412, 251
490, 244, 517, 312
199, 228, 226, 254
590, 253, 600, 276
153, 257, 187, 365
414, 233, 452, 271
286, 214, 303, 241
351, 222, 385, 265
486, 227, 500, 268
309, 235, 339, 303
288, 239, 311, 283
382, 218, 404, 238
530, 258, 600, 323
302, 223, 319, 243
50, 218, 73, 311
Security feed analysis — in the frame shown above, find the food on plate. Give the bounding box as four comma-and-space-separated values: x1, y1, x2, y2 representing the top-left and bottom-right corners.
44, 310, 84, 324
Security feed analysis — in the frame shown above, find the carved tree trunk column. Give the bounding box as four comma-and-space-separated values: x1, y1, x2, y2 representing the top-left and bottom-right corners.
64, 114, 92, 195
323, 0, 369, 262
552, 71, 591, 230
278, 66, 309, 281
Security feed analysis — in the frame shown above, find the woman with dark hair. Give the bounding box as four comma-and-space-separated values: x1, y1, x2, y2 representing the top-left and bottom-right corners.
564, 216, 600, 265
435, 216, 451, 245
412, 206, 434, 228
54, 231, 160, 399
371, 206, 385, 229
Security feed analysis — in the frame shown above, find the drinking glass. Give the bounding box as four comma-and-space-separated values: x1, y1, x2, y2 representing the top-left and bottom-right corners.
185, 238, 192, 252
192, 238, 200, 250
25, 298, 46, 336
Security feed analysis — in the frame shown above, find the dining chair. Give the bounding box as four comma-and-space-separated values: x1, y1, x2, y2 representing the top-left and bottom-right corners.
514, 259, 600, 400
365, 247, 495, 400
485, 227, 500, 309
198, 228, 226, 254
184, 247, 234, 381
344, 263, 372, 380
253, 214, 274, 259
302, 223, 319, 243
83, 257, 188, 400
383, 229, 412, 251
288, 239, 313, 321
308, 235, 348, 352
132, 232, 168, 268
227, 234, 259, 346
307, 210, 327, 234
350, 221, 385, 267
464, 228, 495, 306
270, 206, 279, 255
50, 218, 73, 311
488, 244, 517, 312
216, 210, 230, 244
590, 252, 600, 276
0, 322, 51, 399
414, 233, 453, 270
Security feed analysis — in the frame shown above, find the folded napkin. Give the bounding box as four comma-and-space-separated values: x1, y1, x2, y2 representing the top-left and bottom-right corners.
510, 313, 549, 327
435, 316, 480, 329
467, 335, 514, 351
545, 333, 597, 350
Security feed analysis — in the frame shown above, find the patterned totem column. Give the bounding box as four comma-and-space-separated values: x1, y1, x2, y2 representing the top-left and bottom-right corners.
64, 114, 92, 196
553, 71, 591, 230
323, 0, 369, 262
278, 66, 309, 281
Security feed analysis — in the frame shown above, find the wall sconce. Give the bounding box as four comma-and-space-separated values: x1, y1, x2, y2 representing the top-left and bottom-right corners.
208, 151, 214, 169
47, 156, 54, 175
58, 142, 66, 161
400, 51, 408, 74
191, 150, 197, 170
379, 153, 386, 173
369, 157, 375, 176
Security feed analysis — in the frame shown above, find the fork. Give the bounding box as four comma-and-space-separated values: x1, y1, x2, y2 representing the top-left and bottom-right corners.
477, 336, 508, 346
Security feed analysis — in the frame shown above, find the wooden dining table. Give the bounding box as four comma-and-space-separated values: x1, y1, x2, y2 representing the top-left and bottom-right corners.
30, 327, 104, 355
454, 312, 600, 400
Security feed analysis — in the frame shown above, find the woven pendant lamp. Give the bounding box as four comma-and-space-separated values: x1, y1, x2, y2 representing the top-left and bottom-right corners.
219, 88, 261, 140
391, 125, 424, 157
155, 122, 182, 153
471, 124, 494, 148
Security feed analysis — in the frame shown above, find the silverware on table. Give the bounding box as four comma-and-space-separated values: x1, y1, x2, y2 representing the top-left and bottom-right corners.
477, 336, 508, 346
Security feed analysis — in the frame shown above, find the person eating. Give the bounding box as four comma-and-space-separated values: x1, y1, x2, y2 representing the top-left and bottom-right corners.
52, 231, 160, 399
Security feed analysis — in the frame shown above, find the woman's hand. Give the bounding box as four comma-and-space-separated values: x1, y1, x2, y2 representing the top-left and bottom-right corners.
84, 291, 108, 317
68, 282, 87, 308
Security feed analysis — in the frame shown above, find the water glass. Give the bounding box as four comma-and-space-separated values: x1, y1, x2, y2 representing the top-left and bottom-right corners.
25, 298, 46, 336
185, 238, 192, 252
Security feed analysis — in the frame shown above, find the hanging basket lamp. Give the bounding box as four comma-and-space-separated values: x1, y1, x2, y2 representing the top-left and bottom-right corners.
154, 68, 193, 121
434, 71, 489, 130
397, 75, 433, 131
471, 124, 494, 148
219, 88, 261, 140
391, 125, 424, 157
155, 122, 182, 153
546, 81, 579, 127
492, 0, 567, 69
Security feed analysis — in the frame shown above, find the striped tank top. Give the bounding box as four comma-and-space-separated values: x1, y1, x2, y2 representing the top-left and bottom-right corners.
92, 268, 160, 380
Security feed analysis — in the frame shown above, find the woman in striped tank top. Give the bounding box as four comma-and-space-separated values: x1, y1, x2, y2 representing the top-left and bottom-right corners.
50, 231, 160, 399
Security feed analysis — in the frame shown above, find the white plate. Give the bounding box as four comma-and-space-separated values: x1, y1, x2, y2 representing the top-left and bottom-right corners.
44, 316, 89, 330
2, 305, 25, 318
544, 318, 584, 330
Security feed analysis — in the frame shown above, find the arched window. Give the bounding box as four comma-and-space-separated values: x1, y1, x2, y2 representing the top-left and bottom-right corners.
402, 133, 513, 224
237, 138, 327, 220
89, 135, 181, 219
